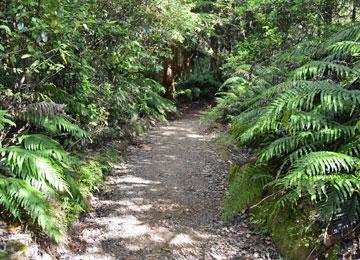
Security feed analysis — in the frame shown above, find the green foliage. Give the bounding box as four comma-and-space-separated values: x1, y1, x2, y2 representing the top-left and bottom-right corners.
60, 154, 112, 225
206, 2, 360, 256
0, 176, 63, 241
0, 251, 8, 259
223, 164, 272, 222
0, 127, 81, 241
176, 72, 221, 101
0, 111, 16, 132
251, 198, 320, 260
0, 0, 198, 242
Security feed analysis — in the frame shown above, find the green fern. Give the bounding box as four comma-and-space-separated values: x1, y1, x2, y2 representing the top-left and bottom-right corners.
327, 41, 360, 59
293, 61, 356, 80
2, 147, 68, 192
213, 25, 360, 237
0, 176, 64, 241
0, 119, 84, 240
0, 110, 16, 131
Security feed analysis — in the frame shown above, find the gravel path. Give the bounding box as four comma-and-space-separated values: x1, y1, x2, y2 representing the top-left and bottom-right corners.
58, 108, 279, 260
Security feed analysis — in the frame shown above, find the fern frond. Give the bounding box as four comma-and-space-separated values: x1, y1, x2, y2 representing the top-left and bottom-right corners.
1, 147, 68, 192
293, 61, 355, 80
259, 135, 306, 163
326, 24, 360, 45
320, 191, 360, 227
327, 41, 360, 59
0, 176, 63, 241
282, 152, 359, 186
338, 138, 360, 157
19, 134, 63, 151
18, 134, 69, 160
288, 112, 332, 132
39, 116, 87, 139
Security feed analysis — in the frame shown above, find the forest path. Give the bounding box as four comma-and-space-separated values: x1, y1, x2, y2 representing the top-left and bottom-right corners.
58, 106, 278, 260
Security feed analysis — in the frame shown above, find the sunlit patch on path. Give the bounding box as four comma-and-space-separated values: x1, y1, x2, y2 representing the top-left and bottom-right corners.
58, 109, 278, 260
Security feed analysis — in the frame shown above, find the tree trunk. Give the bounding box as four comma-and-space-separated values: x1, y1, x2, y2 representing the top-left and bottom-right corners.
163, 58, 175, 100
320, 0, 337, 23
352, 0, 358, 21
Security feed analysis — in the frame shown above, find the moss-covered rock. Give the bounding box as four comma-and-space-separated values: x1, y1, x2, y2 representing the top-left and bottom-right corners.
5, 240, 29, 260
251, 199, 320, 260
223, 163, 272, 222
223, 163, 321, 259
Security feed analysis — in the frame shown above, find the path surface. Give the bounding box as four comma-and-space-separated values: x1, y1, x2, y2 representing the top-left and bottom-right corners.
58, 108, 278, 260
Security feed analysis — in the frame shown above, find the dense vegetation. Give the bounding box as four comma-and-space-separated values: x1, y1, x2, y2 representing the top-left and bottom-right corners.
1, 0, 359, 258
0, 0, 201, 242
202, 0, 360, 258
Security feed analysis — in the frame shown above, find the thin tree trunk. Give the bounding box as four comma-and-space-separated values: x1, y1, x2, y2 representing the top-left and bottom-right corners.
163, 59, 175, 100
352, 1, 358, 21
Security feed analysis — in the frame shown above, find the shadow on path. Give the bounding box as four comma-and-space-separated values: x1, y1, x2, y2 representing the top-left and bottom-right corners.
59, 108, 278, 260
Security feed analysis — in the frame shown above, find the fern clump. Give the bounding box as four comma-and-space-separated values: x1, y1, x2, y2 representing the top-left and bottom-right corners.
214, 24, 360, 247
0, 110, 89, 241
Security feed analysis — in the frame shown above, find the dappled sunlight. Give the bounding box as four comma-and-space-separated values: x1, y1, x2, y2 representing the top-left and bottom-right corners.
60, 111, 245, 260
98, 200, 153, 213
115, 175, 161, 185
68, 168, 218, 258
169, 233, 196, 246
163, 154, 177, 160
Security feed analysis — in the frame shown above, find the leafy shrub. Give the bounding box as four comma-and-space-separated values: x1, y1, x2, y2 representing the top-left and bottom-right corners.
212, 24, 360, 250
176, 72, 221, 101
0, 0, 195, 242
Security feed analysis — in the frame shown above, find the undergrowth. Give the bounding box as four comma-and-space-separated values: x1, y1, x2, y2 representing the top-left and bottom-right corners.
0, 0, 196, 242
208, 11, 360, 259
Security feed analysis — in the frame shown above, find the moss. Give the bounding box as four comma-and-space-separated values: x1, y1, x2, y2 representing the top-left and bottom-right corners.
4, 241, 29, 259
7, 241, 27, 253
251, 198, 320, 260
222, 163, 321, 259
223, 164, 271, 222
0, 250, 9, 259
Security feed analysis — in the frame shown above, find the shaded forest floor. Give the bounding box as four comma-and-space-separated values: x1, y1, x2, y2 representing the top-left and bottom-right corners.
57, 106, 279, 259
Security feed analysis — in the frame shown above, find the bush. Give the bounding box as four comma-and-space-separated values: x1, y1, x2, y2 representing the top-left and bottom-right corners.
0, 0, 195, 242
176, 72, 221, 101
211, 24, 360, 256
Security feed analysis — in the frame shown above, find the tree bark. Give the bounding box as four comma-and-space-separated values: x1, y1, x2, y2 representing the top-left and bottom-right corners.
163, 58, 175, 100
162, 47, 194, 100
352, 0, 358, 21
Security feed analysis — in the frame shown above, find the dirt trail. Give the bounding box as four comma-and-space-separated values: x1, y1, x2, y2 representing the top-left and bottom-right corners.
58, 108, 278, 260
